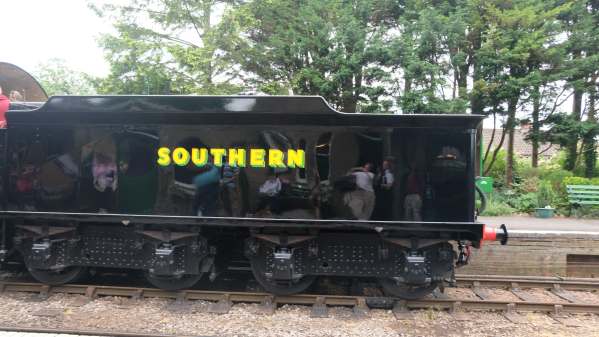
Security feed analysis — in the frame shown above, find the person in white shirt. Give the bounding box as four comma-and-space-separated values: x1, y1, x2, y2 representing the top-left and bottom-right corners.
374, 159, 395, 220
344, 163, 376, 220
254, 173, 284, 215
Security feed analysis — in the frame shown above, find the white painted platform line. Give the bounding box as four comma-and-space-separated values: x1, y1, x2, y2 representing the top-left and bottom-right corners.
0, 332, 101, 337
509, 229, 599, 236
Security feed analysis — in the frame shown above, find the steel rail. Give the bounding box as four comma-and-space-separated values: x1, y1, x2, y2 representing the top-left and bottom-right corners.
455, 274, 599, 291
1, 280, 599, 314
0, 326, 197, 337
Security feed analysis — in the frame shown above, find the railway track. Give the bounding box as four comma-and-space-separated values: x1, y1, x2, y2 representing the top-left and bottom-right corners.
0, 326, 184, 337
0, 275, 598, 319
0, 275, 597, 336
455, 274, 599, 291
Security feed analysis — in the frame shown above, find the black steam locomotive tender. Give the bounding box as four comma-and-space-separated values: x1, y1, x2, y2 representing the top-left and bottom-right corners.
0, 96, 507, 299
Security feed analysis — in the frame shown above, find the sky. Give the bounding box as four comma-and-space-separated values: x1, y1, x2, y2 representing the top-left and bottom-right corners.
2, 0, 113, 77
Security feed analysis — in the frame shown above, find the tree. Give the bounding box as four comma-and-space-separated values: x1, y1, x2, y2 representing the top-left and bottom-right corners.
86, 0, 598, 180
34, 59, 96, 96
474, 0, 567, 185
220, 0, 398, 112
90, 0, 242, 95
559, 1, 599, 173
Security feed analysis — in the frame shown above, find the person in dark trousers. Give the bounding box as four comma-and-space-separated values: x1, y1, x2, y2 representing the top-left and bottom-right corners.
193, 164, 221, 216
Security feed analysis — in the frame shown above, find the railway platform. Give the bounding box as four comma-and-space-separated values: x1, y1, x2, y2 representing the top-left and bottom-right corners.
464, 215, 599, 277
479, 215, 599, 234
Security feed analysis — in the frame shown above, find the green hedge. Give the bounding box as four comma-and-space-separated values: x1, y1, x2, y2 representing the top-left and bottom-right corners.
562, 176, 599, 186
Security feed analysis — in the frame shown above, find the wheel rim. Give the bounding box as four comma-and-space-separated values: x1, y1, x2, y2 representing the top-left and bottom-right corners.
28, 266, 87, 285
378, 278, 438, 300
249, 257, 316, 295
144, 272, 202, 291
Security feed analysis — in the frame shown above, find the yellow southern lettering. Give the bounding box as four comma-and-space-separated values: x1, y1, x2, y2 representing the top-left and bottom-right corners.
172, 147, 190, 166
228, 149, 246, 167
157, 147, 306, 169
286, 149, 305, 168
191, 148, 208, 166
210, 148, 226, 166
157, 147, 171, 166
250, 149, 266, 167
268, 149, 286, 168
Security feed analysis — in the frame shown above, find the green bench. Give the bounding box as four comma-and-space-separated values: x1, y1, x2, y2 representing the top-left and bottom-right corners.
566, 185, 599, 217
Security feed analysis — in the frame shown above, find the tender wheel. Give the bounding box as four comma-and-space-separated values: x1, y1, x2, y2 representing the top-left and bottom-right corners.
249, 257, 316, 295
144, 272, 202, 291
378, 278, 438, 300
28, 266, 88, 285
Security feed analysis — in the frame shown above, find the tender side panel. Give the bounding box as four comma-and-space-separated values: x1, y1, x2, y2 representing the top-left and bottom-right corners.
4, 125, 475, 224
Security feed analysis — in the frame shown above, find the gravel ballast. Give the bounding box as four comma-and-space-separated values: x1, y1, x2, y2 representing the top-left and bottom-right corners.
0, 293, 599, 337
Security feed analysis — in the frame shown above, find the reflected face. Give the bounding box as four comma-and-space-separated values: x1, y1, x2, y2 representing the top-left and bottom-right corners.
382, 160, 390, 170
364, 163, 373, 172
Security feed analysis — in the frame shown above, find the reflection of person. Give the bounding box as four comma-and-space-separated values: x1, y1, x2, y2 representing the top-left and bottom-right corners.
90, 138, 118, 213
9, 90, 23, 102
221, 162, 240, 216
16, 164, 37, 210
344, 163, 375, 220
375, 159, 395, 220
0, 86, 9, 128
193, 164, 221, 217
255, 173, 283, 215
404, 165, 423, 221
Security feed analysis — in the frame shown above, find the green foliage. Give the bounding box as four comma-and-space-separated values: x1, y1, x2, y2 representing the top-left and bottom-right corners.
480, 197, 516, 216
519, 175, 540, 193
537, 181, 555, 208
542, 169, 574, 193
508, 192, 538, 213
90, 1, 243, 95
563, 176, 599, 186
34, 59, 96, 96
484, 150, 507, 186
220, 0, 396, 112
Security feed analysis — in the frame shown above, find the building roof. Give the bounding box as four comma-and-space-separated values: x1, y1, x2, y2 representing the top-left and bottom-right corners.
482, 128, 558, 158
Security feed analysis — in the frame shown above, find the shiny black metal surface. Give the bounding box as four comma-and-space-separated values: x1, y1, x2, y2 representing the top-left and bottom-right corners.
0, 96, 487, 294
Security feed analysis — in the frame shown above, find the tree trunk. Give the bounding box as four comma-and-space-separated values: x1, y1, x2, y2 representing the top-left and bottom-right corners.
468, 28, 482, 114
505, 96, 518, 187
531, 85, 540, 167
483, 126, 508, 177
341, 78, 357, 113
582, 79, 597, 177
404, 76, 412, 95
565, 87, 583, 170
458, 63, 469, 102
202, 1, 214, 86
565, 48, 583, 171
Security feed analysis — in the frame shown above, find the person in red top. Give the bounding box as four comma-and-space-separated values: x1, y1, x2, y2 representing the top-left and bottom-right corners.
0, 85, 10, 128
